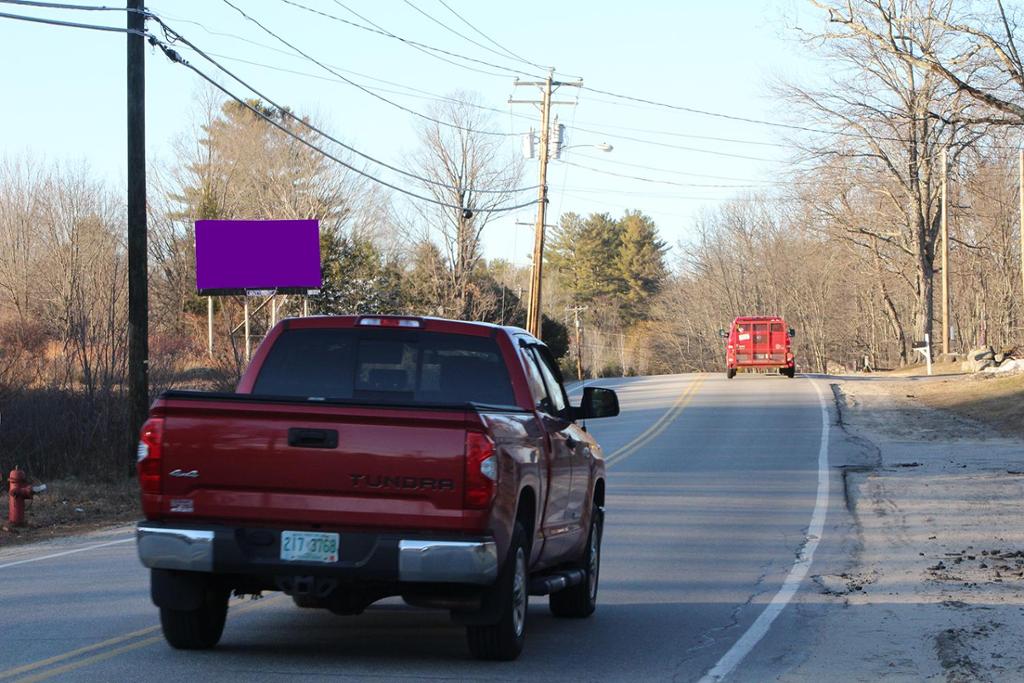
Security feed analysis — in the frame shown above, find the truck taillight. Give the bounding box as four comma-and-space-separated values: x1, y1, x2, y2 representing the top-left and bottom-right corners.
464, 432, 497, 509
136, 417, 164, 496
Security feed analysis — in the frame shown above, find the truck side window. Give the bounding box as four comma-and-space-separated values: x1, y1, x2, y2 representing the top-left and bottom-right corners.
529, 347, 567, 415
519, 347, 549, 410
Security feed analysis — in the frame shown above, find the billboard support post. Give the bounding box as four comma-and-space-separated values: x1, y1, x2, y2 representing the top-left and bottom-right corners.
243, 296, 251, 363
207, 297, 214, 358
303, 297, 309, 317
271, 295, 277, 328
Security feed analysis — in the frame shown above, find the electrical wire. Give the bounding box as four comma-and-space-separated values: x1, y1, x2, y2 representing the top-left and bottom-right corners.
153, 17, 538, 195
434, 0, 557, 75
0, 8, 136, 31
568, 152, 796, 183
402, 0, 541, 70
278, 0, 542, 79
222, 0, 521, 138
150, 37, 539, 215
0, 0, 129, 10
558, 160, 765, 188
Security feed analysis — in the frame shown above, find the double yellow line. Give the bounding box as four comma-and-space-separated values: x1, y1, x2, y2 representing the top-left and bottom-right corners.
606, 375, 705, 468
0, 595, 283, 682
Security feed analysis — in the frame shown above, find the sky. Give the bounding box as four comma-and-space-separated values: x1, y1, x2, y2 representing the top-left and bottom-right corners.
0, 0, 825, 268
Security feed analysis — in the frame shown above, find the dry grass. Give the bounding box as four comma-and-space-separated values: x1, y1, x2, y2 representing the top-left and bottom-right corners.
884, 360, 965, 377
888, 371, 1024, 440
0, 477, 138, 547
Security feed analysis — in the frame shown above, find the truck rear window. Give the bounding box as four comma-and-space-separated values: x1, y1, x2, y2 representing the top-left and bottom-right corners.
252, 328, 516, 407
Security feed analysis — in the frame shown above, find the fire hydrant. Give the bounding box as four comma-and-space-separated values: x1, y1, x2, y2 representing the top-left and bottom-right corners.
8, 468, 45, 527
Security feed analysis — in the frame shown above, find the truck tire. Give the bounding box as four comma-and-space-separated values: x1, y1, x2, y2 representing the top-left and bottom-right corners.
726, 368, 736, 379
466, 523, 529, 661
159, 585, 229, 650
550, 505, 603, 618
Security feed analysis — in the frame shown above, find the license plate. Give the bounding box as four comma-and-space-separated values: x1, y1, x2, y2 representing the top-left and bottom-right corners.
280, 531, 339, 563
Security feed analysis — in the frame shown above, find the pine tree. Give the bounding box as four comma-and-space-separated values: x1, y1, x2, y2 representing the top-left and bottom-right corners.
615, 210, 668, 324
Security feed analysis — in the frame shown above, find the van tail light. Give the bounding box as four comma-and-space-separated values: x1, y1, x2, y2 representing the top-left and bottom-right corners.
463, 432, 497, 509
137, 417, 164, 496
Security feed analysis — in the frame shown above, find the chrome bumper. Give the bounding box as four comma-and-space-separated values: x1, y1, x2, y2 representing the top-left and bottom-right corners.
137, 524, 498, 585
398, 540, 498, 584
137, 525, 214, 572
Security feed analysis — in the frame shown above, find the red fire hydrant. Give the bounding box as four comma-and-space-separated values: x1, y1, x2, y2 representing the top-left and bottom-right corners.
8, 468, 38, 527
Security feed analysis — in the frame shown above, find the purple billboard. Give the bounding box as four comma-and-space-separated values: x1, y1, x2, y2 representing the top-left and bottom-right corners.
195, 219, 322, 295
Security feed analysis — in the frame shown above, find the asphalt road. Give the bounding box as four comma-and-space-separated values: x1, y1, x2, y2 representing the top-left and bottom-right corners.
0, 373, 832, 682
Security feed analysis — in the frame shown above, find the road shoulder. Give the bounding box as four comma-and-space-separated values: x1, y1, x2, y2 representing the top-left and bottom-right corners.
775, 376, 1024, 681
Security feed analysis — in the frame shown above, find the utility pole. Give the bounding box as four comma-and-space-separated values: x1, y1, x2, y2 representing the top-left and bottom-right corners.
127, 0, 149, 439
568, 305, 587, 380
941, 148, 949, 356
510, 70, 581, 337
1019, 149, 1023, 311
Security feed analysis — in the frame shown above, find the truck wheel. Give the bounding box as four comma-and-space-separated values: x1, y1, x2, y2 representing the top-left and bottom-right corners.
550, 505, 603, 618
726, 368, 736, 379
159, 585, 229, 650
466, 523, 529, 661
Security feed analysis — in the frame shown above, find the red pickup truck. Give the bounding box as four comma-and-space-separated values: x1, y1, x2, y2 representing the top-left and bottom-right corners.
136, 315, 618, 660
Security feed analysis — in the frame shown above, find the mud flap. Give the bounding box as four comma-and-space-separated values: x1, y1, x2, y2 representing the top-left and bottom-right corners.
150, 568, 212, 610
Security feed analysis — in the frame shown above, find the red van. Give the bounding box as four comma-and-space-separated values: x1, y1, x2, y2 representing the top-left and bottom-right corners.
721, 316, 796, 378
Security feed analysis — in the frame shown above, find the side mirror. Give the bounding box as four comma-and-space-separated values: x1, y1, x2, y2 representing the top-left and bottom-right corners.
719, 328, 728, 339
578, 386, 619, 419
788, 327, 796, 338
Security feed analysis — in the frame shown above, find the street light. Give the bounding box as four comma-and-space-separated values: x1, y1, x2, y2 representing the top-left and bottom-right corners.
559, 142, 614, 154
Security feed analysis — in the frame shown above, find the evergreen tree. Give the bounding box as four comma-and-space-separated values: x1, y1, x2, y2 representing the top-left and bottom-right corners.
616, 210, 668, 323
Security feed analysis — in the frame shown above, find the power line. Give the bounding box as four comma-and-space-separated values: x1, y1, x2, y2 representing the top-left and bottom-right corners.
558, 160, 765, 188
0, 0, 128, 11
434, 0, 556, 74
154, 17, 538, 195
569, 119, 789, 148
0, 7, 136, 31
149, 36, 539, 215
568, 152, 827, 185
278, 0, 542, 79
221, 0, 521, 138
568, 125, 786, 162
402, 0, 546, 72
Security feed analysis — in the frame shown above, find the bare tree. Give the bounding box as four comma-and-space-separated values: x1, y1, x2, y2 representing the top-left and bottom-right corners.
407, 91, 524, 320
784, 0, 985, 348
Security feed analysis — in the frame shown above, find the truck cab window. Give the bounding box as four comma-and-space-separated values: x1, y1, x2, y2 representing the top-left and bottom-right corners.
529, 347, 567, 414
520, 347, 549, 411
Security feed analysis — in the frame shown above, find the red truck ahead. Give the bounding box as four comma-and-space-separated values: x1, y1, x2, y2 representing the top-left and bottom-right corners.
136, 315, 619, 660
722, 316, 796, 378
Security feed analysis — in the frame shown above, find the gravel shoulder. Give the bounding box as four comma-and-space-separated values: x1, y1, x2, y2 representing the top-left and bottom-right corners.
785, 375, 1024, 682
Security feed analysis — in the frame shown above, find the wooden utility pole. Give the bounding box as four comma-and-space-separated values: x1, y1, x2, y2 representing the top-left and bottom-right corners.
568, 305, 587, 380
941, 148, 949, 356
1019, 149, 1023, 309
510, 70, 581, 337
127, 0, 149, 437
526, 72, 551, 338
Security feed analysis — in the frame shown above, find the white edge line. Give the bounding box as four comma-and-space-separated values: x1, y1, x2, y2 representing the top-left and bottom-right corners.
0, 537, 134, 570
698, 377, 831, 683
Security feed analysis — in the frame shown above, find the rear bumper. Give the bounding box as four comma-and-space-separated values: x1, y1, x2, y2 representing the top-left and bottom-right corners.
136, 522, 498, 585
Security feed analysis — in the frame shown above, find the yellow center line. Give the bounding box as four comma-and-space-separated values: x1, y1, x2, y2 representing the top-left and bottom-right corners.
607, 375, 705, 467
2, 595, 284, 682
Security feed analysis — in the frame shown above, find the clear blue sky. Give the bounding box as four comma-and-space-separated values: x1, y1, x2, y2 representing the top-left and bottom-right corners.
0, 0, 824, 265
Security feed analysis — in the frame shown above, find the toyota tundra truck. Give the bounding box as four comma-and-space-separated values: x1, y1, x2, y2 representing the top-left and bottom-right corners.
135, 315, 618, 660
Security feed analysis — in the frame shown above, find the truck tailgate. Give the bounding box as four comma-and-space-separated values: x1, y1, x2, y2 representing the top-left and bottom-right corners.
154, 395, 477, 532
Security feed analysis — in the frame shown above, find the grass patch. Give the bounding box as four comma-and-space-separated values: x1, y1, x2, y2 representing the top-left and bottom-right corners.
0, 477, 138, 546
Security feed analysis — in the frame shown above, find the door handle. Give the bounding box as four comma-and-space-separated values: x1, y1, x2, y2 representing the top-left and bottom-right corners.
288, 428, 338, 449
